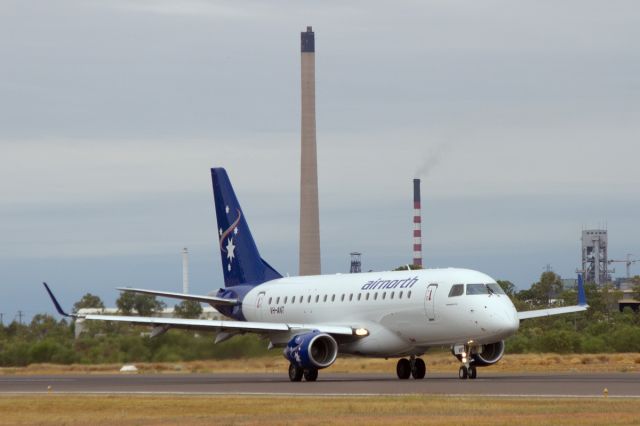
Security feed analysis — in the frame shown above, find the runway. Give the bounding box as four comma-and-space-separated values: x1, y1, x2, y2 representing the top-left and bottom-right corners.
1, 372, 638, 397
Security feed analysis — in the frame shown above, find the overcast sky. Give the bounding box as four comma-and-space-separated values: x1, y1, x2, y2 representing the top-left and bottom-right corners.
1, 1, 638, 321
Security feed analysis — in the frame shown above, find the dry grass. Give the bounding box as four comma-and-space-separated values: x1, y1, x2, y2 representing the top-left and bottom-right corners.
2, 353, 640, 376
0, 395, 638, 425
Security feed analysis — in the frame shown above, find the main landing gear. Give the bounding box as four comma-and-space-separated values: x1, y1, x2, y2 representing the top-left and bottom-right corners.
396, 356, 426, 379
288, 363, 319, 382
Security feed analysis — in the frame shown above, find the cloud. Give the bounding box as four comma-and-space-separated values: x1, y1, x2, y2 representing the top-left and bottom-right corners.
1, 0, 640, 318
117, 0, 258, 19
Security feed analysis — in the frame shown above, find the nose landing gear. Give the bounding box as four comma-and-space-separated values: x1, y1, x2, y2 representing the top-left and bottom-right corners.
458, 364, 477, 380
457, 344, 478, 380
396, 356, 426, 379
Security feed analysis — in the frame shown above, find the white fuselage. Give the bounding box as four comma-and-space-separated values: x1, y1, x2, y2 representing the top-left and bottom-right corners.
241, 268, 519, 357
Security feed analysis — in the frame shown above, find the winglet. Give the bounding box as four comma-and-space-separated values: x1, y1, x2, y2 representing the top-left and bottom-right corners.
577, 273, 587, 306
43, 282, 75, 318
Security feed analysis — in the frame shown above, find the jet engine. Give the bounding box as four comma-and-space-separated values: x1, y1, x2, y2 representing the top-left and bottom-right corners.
453, 340, 505, 367
283, 331, 338, 370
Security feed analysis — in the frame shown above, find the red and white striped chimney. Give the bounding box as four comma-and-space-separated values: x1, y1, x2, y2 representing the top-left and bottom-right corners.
412, 179, 422, 267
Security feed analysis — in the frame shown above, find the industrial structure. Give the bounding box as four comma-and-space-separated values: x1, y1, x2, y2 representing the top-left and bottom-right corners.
350, 252, 362, 273
608, 253, 639, 279
412, 179, 423, 267
580, 229, 612, 285
299, 26, 321, 276
182, 247, 189, 294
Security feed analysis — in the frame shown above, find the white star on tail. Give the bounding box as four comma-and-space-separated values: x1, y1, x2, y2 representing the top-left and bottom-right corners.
225, 237, 236, 271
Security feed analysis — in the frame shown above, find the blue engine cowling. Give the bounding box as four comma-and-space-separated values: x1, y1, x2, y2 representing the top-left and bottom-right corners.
283, 331, 338, 370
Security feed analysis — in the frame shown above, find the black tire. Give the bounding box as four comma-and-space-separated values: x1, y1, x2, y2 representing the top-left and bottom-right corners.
458, 366, 468, 380
468, 365, 477, 379
304, 368, 318, 382
396, 358, 411, 379
412, 358, 426, 379
289, 363, 303, 382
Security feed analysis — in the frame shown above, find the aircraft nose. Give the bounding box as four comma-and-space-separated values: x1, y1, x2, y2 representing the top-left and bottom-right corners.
486, 302, 519, 337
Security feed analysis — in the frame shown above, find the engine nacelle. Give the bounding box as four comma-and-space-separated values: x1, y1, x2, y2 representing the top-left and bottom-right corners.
283, 331, 338, 370
452, 340, 505, 367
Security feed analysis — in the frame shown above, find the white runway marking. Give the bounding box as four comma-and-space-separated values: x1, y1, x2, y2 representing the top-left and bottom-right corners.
1, 391, 639, 398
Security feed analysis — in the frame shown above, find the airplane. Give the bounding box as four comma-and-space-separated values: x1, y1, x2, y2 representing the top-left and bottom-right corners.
44, 167, 588, 381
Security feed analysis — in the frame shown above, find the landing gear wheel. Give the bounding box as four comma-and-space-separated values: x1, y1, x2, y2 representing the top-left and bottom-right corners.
304, 368, 318, 382
396, 358, 411, 379
288, 363, 303, 382
411, 358, 426, 379
458, 366, 468, 380
468, 365, 477, 379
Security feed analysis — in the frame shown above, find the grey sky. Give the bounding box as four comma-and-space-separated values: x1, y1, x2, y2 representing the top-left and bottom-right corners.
1, 1, 639, 320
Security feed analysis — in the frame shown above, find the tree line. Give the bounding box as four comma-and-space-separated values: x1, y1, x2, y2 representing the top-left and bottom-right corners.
0, 273, 639, 367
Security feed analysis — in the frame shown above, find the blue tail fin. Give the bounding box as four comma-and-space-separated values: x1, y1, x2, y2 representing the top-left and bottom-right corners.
211, 168, 282, 287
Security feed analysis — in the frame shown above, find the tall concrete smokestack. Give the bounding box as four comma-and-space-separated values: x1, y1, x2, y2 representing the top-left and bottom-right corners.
182, 247, 189, 294
413, 179, 423, 267
299, 26, 321, 276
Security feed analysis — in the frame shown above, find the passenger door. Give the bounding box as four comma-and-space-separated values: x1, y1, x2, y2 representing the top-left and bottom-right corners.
424, 283, 438, 321
256, 291, 266, 321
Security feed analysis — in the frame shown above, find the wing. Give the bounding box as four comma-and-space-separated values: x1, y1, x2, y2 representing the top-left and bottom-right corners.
116, 287, 238, 306
517, 273, 589, 321
43, 282, 362, 338
81, 313, 358, 336
517, 305, 588, 321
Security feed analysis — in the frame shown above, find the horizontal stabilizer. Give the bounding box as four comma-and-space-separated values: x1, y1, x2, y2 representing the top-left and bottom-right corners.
116, 287, 238, 306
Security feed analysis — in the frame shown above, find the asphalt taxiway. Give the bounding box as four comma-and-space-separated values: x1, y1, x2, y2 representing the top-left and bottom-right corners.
1, 372, 638, 397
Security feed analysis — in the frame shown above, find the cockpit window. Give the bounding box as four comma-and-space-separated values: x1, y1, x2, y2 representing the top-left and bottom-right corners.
448, 284, 464, 297
466, 283, 505, 295
487, 283, 506, 295
466, 284, 489, 295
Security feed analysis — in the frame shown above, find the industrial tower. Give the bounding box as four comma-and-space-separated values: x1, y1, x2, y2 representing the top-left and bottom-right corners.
350, 252, 362, 273
182, 247, 189, 294
299, 26, 321, 276
412, 179, 423, 267
581, 229, 612, 285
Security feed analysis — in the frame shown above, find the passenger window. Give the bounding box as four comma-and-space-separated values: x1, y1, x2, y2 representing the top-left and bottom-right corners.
315, 295, 319, 303
358, 293, 362, 301
349, 294, 353, 301
284, 296, 288, 304
366, 293, 370, 301
408, 291, 412, 298
291, 296, 294, 304
331, 294, 335, 302
390, 292, 394, 299
323, 295, 327, 302
374, 292, 378, 300
341, 294, 345, 302
399, 291, 403, 299
268, 297, 272, 304
448, 284, 464, 297
382, 292, 386, 300
307, 295, 311, 303
276, 297, 280, 304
